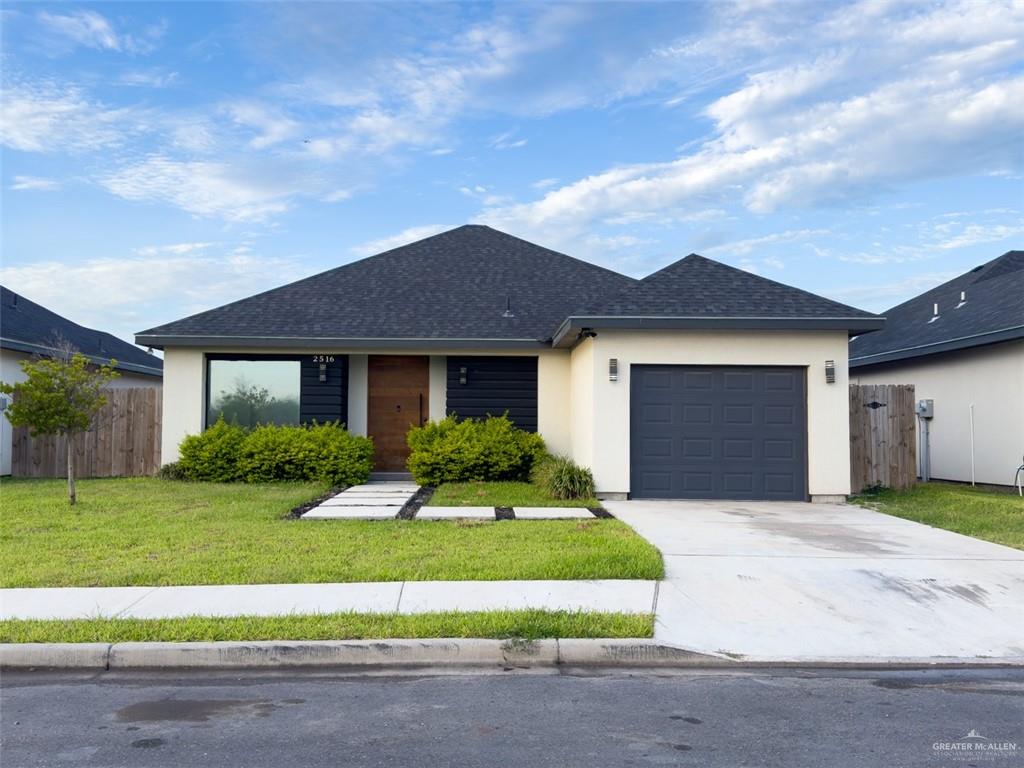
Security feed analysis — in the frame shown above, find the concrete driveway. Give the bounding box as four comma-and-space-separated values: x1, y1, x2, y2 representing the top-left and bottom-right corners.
606, 499, 1024, 662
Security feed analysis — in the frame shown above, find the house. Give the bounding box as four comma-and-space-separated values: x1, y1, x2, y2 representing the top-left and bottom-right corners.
1, 286, 164, 475
850, 250, 1024, 487
137, 225, 883, 501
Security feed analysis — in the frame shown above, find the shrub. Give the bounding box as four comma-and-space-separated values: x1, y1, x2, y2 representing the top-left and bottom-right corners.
176, 419, 373, 486
157, 461, 188, 481
407, 414, 546, 486
177, 417, 247, 481
238, 422, 373, 486
533, 454, 596, 500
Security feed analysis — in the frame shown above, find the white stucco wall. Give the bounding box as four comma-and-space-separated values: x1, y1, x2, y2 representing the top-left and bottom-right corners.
572, 330, 852, 498
851, 340, 1024, 486
568, 338, 595, 470
537, 352, 572, 458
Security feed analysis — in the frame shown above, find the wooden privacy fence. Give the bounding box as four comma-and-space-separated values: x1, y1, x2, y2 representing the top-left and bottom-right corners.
849, 384, 916, 492
11, 387, 162, 478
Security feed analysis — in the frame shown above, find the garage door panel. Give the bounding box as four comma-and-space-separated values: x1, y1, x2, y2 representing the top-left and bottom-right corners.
631, 365, 807, 500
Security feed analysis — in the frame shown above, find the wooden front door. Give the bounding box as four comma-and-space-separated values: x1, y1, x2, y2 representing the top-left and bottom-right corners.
367, 355, 430, 472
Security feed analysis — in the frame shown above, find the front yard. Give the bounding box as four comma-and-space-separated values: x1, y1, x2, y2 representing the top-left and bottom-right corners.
0, 478, 663, 587
853, 482, 1024, 550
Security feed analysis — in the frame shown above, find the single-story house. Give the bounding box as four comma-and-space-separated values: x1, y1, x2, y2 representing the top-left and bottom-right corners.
850, 250, 1023, 487
1, 286, 164, 475
138, 225, 883, 501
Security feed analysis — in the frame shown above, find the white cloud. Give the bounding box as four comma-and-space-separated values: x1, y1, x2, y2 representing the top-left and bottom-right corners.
826, 271, 961, 312
459, 185, 511, 206
490, 129, 528, 150
322, 189, 353, 203
133, 242, 214, 257
532, 177, 559, 190
350, 224, 452, 257
932, 222, 1024, 250
478, 0, 1024, 246
225, 101, 298, 149
0, 81, 136, 152
9, 175, 61, 191
36, 10, 167, 55
101, 156, 301, 222
0, 248, 314, 344
118, 69, 179, 88
37, 10, 120, 51
705, 229, 829, 257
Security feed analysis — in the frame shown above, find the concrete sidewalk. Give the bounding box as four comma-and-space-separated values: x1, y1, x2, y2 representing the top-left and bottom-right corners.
0, 580, 657, 621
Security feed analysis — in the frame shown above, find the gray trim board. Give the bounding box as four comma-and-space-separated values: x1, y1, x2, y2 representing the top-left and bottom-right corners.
137, 335, 549, 351
0, 337, 163, 378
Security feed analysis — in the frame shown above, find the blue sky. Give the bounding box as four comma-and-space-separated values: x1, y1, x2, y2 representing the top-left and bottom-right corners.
1, 1, 1022, 345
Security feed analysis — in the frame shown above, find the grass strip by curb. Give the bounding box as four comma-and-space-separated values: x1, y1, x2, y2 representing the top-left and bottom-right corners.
0, 610, 655, 644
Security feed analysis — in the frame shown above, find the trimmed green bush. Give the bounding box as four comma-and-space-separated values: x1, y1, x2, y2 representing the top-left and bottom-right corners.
238, 422, 373, 486
532, 454, 596, 500
177, 417, 247, 481
176, 419, 373, 486
407, 414, 546, 486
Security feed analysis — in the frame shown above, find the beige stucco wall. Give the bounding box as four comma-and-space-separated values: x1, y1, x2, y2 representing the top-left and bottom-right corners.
573, 330, 852, 497
851, 340, 1024, 486
158, 346, 572, 464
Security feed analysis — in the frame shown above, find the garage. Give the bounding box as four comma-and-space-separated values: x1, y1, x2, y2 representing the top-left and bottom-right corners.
630, 365, 808, 500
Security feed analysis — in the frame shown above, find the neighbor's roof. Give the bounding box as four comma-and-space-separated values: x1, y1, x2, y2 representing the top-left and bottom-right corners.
137, 225, 883, 349
849, 250, 1024, 368
1, 286, 163, 377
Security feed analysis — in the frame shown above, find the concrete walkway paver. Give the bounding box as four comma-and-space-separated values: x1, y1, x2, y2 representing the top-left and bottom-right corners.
513, 507, 595, 519
607, 498, 1024, 660
416, 506, 496, 519
0, 580, 657, 620
302, 481, 419, 519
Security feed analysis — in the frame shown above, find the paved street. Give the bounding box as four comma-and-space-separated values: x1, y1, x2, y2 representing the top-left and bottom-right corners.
2, 668, 1022, 767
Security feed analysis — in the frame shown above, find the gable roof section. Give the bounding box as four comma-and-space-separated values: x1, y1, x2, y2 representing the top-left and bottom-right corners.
137, 225, 637, 349
552, 254, 883, 346
1, 287, 163, 377
136, 226, 883, 350
849, 250, 1024, 368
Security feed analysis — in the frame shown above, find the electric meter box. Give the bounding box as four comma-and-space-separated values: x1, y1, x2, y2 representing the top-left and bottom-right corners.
916, 399, 934, 419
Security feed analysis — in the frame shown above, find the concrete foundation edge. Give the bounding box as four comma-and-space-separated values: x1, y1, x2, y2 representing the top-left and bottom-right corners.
2, 640, 1023, 671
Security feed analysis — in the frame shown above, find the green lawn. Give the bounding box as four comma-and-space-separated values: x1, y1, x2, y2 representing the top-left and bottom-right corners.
853, 482, 1024, 550
0, 610, 653, 643
429, 481, 600, 508
0, 478, 662, 587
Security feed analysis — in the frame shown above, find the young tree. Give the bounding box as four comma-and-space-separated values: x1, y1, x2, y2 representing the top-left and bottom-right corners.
0, 348, 119, 505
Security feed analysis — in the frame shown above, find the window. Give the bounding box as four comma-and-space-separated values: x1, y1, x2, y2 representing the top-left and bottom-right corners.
206, 358, 301, 429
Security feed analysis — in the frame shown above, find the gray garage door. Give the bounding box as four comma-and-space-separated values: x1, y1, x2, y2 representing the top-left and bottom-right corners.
630, 365, 807, 500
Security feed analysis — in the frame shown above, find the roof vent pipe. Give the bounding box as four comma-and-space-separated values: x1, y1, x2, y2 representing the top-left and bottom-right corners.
502, 296, 515, 318
928, 302, 940, 323
956, 291, 967, 309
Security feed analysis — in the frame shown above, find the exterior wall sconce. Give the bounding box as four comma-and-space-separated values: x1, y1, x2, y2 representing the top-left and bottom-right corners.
609, 358, 618, 382
824, 360, 836, 384
459, 366, 468, 385
319, 363, 328, 383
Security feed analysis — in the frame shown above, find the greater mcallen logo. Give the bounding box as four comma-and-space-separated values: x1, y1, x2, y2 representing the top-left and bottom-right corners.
933, 730, 1019, 761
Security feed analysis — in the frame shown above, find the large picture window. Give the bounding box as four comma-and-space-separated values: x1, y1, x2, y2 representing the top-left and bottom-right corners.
206, 358, 301, 429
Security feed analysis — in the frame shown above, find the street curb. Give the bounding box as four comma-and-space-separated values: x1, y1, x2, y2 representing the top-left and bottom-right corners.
2, 640, 1023, 671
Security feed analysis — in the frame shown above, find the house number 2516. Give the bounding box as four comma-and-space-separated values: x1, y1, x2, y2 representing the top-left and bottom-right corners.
312, 355, 335, 363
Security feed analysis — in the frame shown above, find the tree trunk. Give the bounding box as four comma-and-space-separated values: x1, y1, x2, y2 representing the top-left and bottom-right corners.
67, 432, 76, 506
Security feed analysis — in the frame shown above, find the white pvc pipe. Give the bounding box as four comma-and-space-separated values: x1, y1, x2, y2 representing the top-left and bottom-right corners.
969, 403, 976, 487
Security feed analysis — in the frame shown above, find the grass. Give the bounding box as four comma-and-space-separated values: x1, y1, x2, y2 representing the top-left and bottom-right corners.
0, 478, 662, 587
428, 481, 600, 508
853, 482, 1024, 550
0, 610, 654, 644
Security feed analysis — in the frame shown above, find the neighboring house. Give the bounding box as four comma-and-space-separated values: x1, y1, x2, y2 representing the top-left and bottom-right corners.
850, 250, 1024, 487
1, 286, 164, 475
138, 225, 883, 501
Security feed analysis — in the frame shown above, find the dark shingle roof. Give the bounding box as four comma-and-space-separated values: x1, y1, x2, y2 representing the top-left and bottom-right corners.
1, 287, 163, 377
138, 225, 636, 346
849, 250, 1024, 368
137, 225, 883, 349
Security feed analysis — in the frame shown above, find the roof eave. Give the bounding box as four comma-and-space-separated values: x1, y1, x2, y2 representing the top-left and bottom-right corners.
135, 334, 552, 351
0, 337, 163, 378
849, 325, 1024, 368
552, 316, 886, 348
